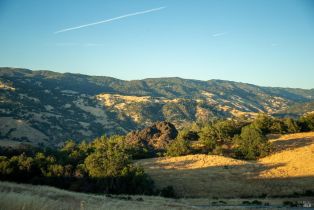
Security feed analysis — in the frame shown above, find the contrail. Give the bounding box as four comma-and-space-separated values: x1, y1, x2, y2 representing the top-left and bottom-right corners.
54, 7, 166, 34
212, 32, 228, 37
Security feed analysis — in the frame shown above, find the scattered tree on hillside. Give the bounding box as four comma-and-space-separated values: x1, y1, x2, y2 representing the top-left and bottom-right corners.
0, 115, 310, 196
85, 136, 129, 177
199, 124, 218, 152
0, 135, 156, 195
299, 113, 314, 131
269, 118, 285, 134
284, 118, 300, 133
251, 114, 274, 135
166, 130, 192, 157
198, 119, 244, 153
234, 125, 271, 160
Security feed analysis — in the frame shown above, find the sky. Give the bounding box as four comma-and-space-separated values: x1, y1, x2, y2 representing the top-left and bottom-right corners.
0, 0, 314, 89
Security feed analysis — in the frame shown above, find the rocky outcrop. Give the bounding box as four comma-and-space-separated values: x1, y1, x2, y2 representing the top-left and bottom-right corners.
126, 121, 178, 152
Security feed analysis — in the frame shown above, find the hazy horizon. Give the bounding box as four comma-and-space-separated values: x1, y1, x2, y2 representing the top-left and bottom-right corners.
1, 0, 314, 88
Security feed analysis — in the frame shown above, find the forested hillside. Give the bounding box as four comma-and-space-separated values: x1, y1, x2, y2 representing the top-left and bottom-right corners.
1, 67, 314, 146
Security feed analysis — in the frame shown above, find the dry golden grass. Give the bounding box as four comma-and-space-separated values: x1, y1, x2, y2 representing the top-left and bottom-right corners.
0, 181, 195, 210
96, 93, 151, 107
1, 181, 312, 210
138, 132, 314, 198
259, 132, 314, 178
1, 132, 313, 209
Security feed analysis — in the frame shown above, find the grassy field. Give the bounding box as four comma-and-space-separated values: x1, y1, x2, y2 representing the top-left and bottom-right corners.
1, 181, 313, 210
138, 132, 314, 198
0, 181, 195, 210
0, 132, 313, 209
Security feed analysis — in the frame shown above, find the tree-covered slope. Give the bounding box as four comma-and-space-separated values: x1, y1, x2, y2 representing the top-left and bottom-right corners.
0, 67, 314, 146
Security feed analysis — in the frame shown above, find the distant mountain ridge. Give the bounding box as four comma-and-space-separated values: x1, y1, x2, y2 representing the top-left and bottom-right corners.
0, 67, 314, 146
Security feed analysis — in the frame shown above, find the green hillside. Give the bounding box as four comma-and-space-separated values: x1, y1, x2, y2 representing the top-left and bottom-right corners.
1, 67, 314, 146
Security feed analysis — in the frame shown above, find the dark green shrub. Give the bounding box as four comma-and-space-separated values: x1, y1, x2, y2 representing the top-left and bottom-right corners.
234, 125, 271, 160
242, 201, 251, 205
160, 186, 176, 198
251, 200, 262, 205
251, 114, 274, 135
165, 133, 191, 157
283, 201, 300, 207
199, 125, 217, 152
0, 135, 156, 196
304, 190, 314, 196
269, 119, 286, 134
298, 113, 314, 131
198, 119, 246, 154
283, 118, 300, 133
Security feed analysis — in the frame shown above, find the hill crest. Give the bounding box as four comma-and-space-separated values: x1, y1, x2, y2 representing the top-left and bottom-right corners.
1, 67, 314, 145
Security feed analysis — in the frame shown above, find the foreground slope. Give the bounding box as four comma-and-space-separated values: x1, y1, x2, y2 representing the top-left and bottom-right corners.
1, 67, 314, 145
1, 181, 313, 210
138, 132, 314, 198
0, 181, 193, 210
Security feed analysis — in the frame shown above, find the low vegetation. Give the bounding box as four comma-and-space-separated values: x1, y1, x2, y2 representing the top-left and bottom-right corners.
2, 68, 314, 145
0, 181, 192, 210
139, 132, 314, 198
165, 113, 314, 160
0, 136, 155, 195
0, 113, 314, 199
1, 181, 313, 210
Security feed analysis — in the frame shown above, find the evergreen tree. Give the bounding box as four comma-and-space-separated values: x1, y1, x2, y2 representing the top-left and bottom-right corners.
299, 113, 314, 131
235, 125, 271, 160
166, 137, 191, 157
85, 136, 130, 177
284, 118, 300, 133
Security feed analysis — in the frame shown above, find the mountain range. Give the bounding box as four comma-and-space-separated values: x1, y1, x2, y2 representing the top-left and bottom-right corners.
0, 67, 313, 146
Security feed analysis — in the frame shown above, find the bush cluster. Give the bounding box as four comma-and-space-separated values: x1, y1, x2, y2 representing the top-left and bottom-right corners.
164, 113, 314, 160
1, 113, 313, 195
0, 136, 155, 195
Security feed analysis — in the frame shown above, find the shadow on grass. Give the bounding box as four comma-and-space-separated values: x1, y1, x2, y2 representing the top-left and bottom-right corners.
270, 136, 314, 153
143, 160, 314, 198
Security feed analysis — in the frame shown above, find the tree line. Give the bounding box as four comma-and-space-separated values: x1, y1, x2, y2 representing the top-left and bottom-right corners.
165, 113, 314, 160
0, 112, 313, 195
0, 135, 159, 195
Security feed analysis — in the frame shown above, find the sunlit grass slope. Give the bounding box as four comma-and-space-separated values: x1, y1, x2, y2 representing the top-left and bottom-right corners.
0, 132, 313, 209
138, 132, 314, 197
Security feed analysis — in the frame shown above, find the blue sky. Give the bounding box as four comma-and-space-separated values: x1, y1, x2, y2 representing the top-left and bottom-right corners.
0, 0, 313, 88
